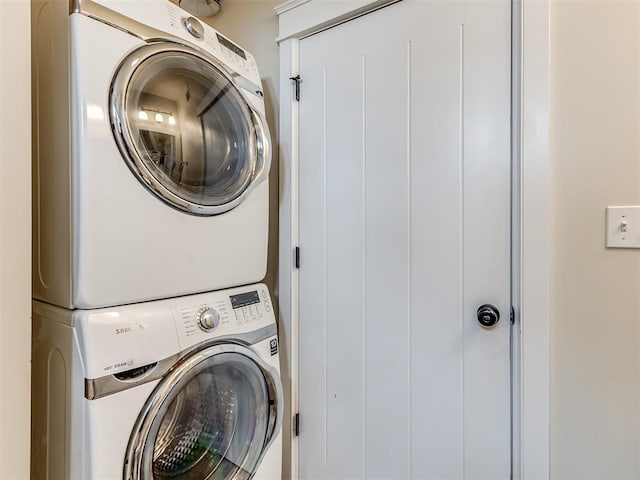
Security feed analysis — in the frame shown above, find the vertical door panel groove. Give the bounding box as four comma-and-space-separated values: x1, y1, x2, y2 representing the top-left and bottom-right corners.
361, 54, 368, 480
406, 39, 413, 479
459, 23, 466, 478
322, 66, 328, 467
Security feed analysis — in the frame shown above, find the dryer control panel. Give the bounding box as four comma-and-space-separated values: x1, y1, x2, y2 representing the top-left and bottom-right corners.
88, 0, 261, 84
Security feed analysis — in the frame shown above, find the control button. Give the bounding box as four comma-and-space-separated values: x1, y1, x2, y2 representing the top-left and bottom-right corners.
260, 289, 268, 299
196, 306, 220, 332
264, 302, 271, 313
183, 17, 204, 39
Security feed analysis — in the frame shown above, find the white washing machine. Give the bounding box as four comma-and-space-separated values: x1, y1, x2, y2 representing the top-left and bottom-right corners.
31, 283, 283, 479
32, 0, 272, 309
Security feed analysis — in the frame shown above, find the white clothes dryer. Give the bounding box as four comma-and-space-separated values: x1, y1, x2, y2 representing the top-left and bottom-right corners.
32, 0, 272, 309
31, 283, 283, 479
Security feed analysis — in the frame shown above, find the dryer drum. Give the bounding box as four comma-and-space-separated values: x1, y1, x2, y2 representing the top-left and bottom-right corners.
110, 43, 271, 216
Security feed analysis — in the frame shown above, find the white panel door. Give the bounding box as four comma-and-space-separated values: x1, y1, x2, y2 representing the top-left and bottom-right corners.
297, 0, 511, 478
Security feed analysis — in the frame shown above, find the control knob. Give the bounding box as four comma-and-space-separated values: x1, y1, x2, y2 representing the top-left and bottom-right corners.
196, 306, 220, 332
183, 16, 204, 39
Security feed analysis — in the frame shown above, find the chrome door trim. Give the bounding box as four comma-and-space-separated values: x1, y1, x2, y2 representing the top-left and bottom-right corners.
232, 73, 266, 99
250, 106, 272, 198
85, 323, 278, 399
123, 342, 284, 480
110, 42, 271, 215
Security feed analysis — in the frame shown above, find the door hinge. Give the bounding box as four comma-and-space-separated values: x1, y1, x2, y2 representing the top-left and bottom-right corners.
294, 413, 300, 436
290, 75, 301, 102
510, 306, 515, 324
295, 246, 300, 269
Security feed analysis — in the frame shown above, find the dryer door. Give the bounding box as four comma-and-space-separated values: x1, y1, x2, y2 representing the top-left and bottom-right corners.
110, 43, 270, 216
124, 343, 282, 480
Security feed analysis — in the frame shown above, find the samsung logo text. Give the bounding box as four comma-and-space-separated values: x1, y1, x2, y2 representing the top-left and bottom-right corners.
115, 323, 148, 335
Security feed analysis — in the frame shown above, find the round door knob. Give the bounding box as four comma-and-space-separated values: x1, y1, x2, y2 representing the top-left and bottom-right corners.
196, 306, 220, 332
477, 304, 500, 328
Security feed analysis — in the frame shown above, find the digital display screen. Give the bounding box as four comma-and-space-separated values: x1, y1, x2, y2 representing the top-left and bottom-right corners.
217, 34, 247, 60
230, 291, 260, 309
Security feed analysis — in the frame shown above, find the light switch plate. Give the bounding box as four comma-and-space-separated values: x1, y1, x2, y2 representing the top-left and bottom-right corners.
606, 206, 640, 248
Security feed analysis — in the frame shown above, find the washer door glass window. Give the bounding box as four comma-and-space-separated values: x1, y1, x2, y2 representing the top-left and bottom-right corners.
111, 44, 270, 215
125, 346, 281, 480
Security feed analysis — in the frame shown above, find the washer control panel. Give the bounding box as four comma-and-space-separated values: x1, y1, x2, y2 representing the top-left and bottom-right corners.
176, 285, 273, 339
230, 288, 271, 324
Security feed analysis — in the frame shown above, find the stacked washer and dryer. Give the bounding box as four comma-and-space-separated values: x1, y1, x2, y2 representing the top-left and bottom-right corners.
31, 0, 282, 478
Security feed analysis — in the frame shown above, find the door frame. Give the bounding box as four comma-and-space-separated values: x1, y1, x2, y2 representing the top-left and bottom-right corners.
275, 0, 550, 477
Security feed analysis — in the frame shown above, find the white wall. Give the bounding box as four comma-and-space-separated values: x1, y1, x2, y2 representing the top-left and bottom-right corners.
0, 0, 32, 477
549, 1, 640, 478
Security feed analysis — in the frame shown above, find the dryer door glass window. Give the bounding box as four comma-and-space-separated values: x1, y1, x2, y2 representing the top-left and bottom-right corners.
111, 46, 266, 215
141, 352, 273, 479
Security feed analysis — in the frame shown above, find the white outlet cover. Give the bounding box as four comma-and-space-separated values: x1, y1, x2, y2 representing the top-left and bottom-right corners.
606, 206, 640, 248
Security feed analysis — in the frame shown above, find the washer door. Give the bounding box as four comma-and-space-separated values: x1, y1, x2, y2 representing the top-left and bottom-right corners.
110, 43, 270, 216
124, 344, 283, 480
